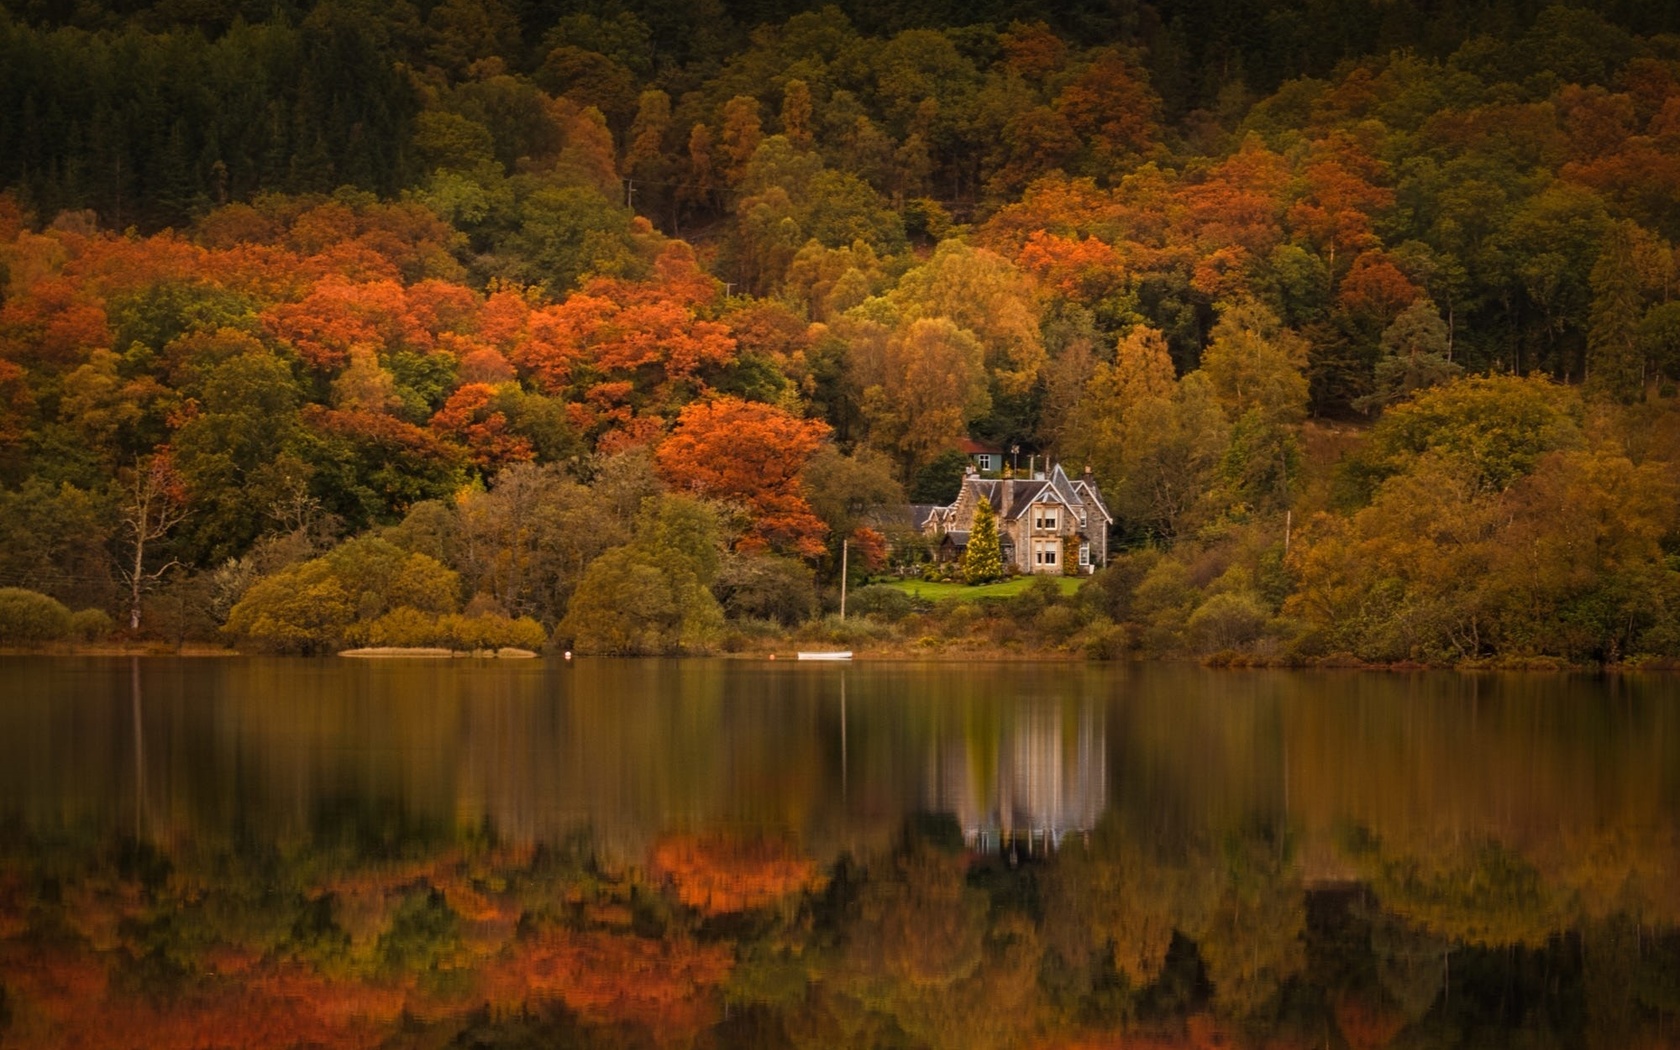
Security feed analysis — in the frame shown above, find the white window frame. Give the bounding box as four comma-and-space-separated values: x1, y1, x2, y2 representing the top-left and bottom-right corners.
1032, 539, 1058, 567
976, 454, 993, 471
1079, 543, 1090, 567
1034, 505, 1060, 532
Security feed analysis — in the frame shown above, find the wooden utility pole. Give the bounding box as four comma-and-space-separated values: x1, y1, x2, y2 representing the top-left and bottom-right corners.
839, 538, 849, 619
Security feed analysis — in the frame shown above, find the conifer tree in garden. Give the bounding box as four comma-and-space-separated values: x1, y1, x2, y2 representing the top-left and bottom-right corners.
964, 496, 1003, 584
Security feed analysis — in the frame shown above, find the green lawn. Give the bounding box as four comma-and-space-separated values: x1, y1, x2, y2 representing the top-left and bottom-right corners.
873, 575, 1084, 602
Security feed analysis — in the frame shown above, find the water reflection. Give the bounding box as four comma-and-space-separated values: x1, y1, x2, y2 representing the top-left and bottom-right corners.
928, 694, 1106, 854
0, 657, 1676, 1048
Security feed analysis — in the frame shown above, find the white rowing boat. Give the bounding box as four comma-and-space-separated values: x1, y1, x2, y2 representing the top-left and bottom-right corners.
796, 651, 852, 661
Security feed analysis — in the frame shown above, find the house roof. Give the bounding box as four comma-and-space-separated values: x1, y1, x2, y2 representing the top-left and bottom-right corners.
921, 460, 1111, 533
1049, 463, 1081, 508
908, 504, 941, 529
1000, 480, 1048, 520
956, 437, 1003, 455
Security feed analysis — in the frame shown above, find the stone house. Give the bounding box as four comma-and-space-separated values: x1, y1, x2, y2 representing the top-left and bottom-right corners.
918, 462, 1111, 574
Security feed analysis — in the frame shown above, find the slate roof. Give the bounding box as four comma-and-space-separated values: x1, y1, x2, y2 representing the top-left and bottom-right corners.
924, 462, 1111, 529
1000, 480, 1047, 521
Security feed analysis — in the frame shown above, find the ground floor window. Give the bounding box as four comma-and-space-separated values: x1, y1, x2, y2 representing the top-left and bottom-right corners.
1032, 539, 1058, 568
1079, 543, 1090, 567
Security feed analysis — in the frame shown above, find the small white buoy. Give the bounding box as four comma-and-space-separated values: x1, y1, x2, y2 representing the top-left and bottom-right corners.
563, 650, 573, 660
768, 653, 776, 660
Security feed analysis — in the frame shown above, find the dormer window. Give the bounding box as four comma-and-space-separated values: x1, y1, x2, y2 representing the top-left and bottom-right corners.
1034, 506, 1059, 531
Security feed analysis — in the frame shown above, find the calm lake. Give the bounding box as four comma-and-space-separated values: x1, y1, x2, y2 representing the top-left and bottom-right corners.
0, 657, 1676, 1048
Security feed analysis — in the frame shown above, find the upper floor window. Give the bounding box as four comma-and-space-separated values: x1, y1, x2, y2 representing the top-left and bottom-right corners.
1034, 506, 1060, 531
976, 454, 993, 471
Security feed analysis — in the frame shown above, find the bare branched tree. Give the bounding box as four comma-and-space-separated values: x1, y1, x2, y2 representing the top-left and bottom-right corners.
118, 452, 188, 631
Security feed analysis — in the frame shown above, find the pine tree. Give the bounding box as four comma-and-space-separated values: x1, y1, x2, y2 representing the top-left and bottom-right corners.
963, 496, 1003, 584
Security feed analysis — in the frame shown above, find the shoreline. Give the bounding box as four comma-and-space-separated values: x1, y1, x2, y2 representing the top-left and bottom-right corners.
3, 641, 1673, 672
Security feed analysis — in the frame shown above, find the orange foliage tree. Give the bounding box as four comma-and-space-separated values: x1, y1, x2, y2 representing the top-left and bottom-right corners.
1338, 250, 1420, 327
1053, 48, 1161, 171
429, 383, 534, 471
263, 277, 437, 372
654, 396, 831, 558
1176, 136, 1291, 258
510, 245, 734, 436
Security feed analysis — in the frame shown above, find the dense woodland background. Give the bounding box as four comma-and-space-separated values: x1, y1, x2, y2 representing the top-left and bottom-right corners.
4, 0, 1680, 660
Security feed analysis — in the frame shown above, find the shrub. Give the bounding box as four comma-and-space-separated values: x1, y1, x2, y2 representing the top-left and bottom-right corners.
1008, 576, 1065, 620
439, 612, 548, 651
800, 614, 893, 646
847, 584, 914, 622
713, 554, 817, 625
939, 602, 983, 639
355, 607, 444, 648
559, 545, 723, 654
224, 568, 356, 653
1080, 549, 1160, 621
1082, 620, 1133, 659
1035, 604, 1084, 644
0, 588, 73, 645
1187, 591, 1270, 653
70, 607, 114, 643
223, 537, 461, 653
921, 561, 957, 582
719, 618, 784, 652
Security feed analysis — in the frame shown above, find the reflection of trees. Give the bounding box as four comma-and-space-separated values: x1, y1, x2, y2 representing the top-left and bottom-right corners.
649, 833, 821, 915
1043, 811, 1306, 1024
1044, 817, 1215, 992
1185, 822, 1306, 1020
482, 928, 734, 1042
1364, 902, 1449, 1025
824, 835, 1044, 1050
4, 662, 1680, 1048
1364, 838, 1568, 949
4, 813, 1680, 1050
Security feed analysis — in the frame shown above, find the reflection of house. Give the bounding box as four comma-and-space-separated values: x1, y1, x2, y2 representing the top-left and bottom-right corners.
920, 462, 1111, 574
926, 698, 1107, 855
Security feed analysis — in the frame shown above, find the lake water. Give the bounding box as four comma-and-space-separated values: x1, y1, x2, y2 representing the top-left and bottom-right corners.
0, 657, 1676, 1048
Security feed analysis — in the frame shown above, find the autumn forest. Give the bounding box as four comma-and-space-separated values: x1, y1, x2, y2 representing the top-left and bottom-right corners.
4, 0, 1680, 662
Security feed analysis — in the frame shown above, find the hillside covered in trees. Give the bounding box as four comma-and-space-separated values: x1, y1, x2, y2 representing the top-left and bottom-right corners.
4, 0, 1680, 662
